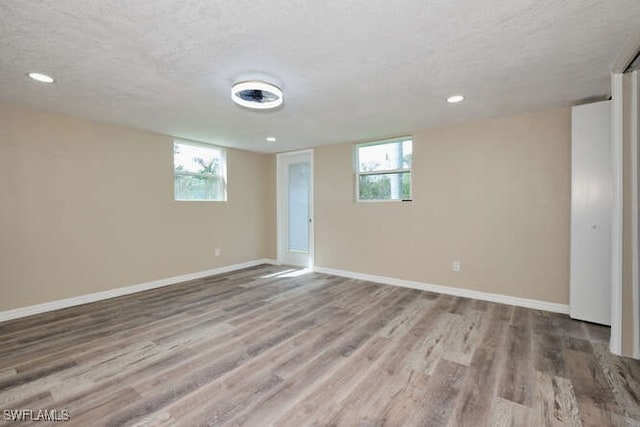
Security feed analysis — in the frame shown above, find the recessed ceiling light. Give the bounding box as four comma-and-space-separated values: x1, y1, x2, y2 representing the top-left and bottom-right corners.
447, 95, 465, 103
27, 72, 55, 83
231, 80, 283, 110
266, 136, 277, 142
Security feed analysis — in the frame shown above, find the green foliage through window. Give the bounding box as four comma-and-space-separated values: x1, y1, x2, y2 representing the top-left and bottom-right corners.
173, 141, 226, 201
358, 173, 411, 200
355, 139, 412, 201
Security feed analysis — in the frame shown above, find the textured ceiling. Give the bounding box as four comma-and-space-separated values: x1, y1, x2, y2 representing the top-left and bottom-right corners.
1, 1, 640, 153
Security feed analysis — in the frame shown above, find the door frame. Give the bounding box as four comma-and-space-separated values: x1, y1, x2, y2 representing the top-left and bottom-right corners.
276, 149, 314, 268
611, 69, 640, 357
632, 70, 639, 358
611, 72, 624, 355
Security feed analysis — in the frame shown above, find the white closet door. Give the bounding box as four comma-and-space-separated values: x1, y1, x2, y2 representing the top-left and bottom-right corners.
570, 101, 612, 325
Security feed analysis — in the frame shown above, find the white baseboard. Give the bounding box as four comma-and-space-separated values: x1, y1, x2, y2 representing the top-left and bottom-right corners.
1, 260, 568, 323
314, 266, 569, 315
0, 258, 278, 323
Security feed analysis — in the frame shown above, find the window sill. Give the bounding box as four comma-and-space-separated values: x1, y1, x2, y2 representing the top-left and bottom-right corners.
355, 199, 412, 204
174, 199, 228, 203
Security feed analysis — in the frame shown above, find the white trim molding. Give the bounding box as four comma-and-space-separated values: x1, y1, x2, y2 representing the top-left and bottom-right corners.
631, 71, 640, 359
0, 259, 278, 323
611, 72, 624, 355
314, 266, 569, 314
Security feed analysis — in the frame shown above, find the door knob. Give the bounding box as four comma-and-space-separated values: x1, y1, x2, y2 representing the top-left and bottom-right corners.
590, 224, 597, 229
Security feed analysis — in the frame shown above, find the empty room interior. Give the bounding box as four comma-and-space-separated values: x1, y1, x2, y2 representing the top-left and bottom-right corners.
2, 1, 640, 426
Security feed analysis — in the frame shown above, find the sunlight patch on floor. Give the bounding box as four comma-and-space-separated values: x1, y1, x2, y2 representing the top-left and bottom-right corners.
261, 268, 313, 279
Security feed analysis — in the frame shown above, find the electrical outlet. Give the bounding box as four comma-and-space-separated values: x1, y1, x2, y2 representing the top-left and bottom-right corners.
215, 248, 221, 257
452, 261, 461, 272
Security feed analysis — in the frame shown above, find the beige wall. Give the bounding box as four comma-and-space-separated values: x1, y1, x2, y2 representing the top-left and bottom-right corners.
315, 108, 571, 304
0, 103, 574, 312
0, 103, 275, 311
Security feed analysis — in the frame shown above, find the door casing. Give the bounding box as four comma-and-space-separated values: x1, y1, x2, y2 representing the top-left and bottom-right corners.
277, 149, 314, 268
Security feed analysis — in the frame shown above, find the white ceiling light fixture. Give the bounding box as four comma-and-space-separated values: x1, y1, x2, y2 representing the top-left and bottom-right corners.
265, 136, 277, 142
231, 80, 283, 110
27, 72, 55, 83
447, 95, 465, 103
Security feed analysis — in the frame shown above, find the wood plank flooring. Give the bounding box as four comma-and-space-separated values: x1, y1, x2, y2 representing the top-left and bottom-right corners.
1, 264, 639, 426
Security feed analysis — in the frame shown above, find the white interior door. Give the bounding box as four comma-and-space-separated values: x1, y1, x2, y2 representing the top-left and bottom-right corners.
277, 151, 313, 267
570, 100, 612, 325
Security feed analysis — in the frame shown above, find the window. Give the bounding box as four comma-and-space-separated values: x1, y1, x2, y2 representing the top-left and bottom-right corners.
173, 140, 227, 201
354, 138, 412, 201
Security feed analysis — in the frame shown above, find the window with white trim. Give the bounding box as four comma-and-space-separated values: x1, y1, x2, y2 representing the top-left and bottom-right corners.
173, 140, 227, 201
354, 138, 412, 202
